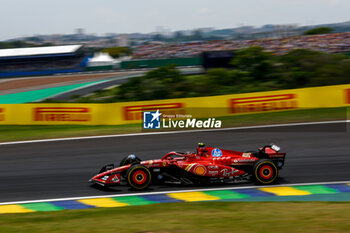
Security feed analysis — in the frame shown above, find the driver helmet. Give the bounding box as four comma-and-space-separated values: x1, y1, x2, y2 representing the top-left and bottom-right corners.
197, 142, 207, 156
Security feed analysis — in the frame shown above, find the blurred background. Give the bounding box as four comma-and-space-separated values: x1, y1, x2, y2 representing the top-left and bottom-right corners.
1, 1, 350, 105
0, 1, 350, 232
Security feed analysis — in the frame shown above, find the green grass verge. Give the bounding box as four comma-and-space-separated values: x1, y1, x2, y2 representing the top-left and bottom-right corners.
0, 107, 347, 142
0, 202, 350, 233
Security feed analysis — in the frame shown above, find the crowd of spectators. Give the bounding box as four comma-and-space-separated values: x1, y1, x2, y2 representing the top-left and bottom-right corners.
132, 32, 350, 59
0, 56, 85, 72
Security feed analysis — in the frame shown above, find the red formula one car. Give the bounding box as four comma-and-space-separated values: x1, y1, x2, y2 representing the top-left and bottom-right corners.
90, 143, 286, 190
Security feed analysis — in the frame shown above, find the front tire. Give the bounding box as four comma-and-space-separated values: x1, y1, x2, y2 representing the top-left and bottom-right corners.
126, 165, 152, 190
253, 159, 278, 185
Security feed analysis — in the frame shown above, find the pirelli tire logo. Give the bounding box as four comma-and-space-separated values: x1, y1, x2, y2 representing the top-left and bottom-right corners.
0, 108, 4, 121
230, 94, 297, 114
34, 107, 91, 122
123, 103, 185, 120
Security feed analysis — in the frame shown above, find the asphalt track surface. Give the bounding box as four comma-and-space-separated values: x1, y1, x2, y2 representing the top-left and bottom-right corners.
0, 122, 349, 202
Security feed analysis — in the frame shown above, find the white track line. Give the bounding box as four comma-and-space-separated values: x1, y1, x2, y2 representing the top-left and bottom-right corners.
0, 120, 349, 146
0, 180, 349, 206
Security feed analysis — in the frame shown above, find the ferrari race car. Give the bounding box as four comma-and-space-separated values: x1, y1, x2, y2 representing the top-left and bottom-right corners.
90, 143, 286, 190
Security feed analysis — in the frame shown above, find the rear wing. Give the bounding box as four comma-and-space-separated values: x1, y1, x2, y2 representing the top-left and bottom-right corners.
259, 144, 286, 169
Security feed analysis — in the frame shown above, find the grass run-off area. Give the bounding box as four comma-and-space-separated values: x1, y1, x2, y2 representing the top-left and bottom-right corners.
0, 107, 348, 142
0, 202, 350, 233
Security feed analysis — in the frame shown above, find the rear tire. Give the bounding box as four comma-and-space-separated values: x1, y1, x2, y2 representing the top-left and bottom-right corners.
253, 159, 278, 185
126, 165, 152, 190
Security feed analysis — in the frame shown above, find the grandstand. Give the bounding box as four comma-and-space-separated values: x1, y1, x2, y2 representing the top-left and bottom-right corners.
0, 45, 89, 77
133, 32, 350, 59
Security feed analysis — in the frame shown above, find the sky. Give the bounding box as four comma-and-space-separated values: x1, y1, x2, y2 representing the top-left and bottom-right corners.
0, 0, 350, 40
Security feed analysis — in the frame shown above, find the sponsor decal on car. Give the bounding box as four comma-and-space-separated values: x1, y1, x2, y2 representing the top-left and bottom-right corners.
242, 153, 251, 158
243, 159, 256, 162
110, 174, 120, 183
146, 160, 164, 167
33, 107, 91, 122
193, 165, 207, 176
212, 148, 223, 157
230, 93, 297, 114
124, 103, 184, 121
221, 168, 239, 177
232, 158, 256, 164
208, 170, 219, 176
268, 154, 285, 158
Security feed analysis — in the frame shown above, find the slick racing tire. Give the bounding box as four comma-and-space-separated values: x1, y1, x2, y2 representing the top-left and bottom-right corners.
253, 159, 278, 185
126, 165, 152, 190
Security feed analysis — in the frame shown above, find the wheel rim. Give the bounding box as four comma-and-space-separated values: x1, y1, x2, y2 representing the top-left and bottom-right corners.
259, 165, 273, 179
132, 170, 147, 185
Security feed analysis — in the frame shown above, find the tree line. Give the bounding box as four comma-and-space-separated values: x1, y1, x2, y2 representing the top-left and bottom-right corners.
70, 46, 350, 103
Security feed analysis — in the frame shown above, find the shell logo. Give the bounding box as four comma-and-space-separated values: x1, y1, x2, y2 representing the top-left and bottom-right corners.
194, 165, 206, 176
